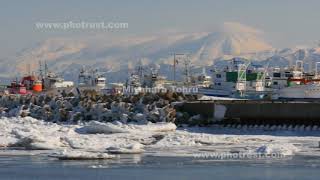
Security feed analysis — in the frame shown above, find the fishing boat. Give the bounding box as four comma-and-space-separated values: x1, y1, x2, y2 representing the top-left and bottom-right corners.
21, 75, 43, 93
274, 61, 320, 99
124, 63, 169, 94
124, 73, 143, 95
198, 58, 270, 99
7, 75, 43, 95
78, 67, 106, 90
277, 83, 320, 99
7, 81, 28, 95
43, 72, 74, 89
191, 67, 212, 88
39, 62, 74, 90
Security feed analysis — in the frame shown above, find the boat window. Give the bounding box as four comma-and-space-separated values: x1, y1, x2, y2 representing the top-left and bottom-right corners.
216, 74, 222, 78
273, 81, 278, 85
273, 73, 281, 78
285, 73, 293, 78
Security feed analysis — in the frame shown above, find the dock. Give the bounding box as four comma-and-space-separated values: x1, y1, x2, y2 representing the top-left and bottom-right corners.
177, 100, 320, 125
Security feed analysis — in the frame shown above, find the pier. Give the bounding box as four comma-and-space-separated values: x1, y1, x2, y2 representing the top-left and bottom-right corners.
178, 100, 320, 125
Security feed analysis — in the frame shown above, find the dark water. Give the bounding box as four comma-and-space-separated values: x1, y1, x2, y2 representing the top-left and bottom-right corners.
0, 155, 320, 180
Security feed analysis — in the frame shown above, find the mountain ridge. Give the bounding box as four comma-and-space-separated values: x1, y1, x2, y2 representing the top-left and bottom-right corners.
1, 22, 319, 82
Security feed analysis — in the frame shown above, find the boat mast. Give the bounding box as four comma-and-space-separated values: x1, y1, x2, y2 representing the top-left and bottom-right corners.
256, 63, 269, 92
173, 53, 184, 85
182, 54, 192, 85
44, 61, 48, 76
39, 61, 43, 79
236, 61, 250, 96
295, 60, 304, 72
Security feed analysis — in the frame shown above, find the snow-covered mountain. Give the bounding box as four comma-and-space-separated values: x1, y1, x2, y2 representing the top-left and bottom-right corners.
260, 47, 320, 70
0, 22, 272, 76
1, 22, 320, 82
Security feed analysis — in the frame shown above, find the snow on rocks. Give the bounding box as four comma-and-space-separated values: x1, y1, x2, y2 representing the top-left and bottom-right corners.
0, 92, 191, 123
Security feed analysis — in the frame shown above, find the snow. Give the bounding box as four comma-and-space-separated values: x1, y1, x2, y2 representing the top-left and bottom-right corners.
82, 121, 177, 134
106, 143, 145, 154
198, 96, 243, 101
1, 117, 320, 159
49, 150, 115, 160
82, 121, 130, 134
3, 22, 276, 81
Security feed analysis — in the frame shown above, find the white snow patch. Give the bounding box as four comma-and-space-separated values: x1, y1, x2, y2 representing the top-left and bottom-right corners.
106, 143, 145, 154
49, 150, 115, 160
82, 121, 176, 134
198, 96, 243, 101
83, 121, 130, 134
1, 117, 320, 158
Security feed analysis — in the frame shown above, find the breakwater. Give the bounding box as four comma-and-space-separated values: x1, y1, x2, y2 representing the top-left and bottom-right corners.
0, 91, 198, 124
178, 100, 320, 126
2, 90, 320, 127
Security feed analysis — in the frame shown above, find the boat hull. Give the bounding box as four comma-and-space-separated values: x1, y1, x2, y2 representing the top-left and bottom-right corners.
278, 84, 320, 99
198, 88, 269, 100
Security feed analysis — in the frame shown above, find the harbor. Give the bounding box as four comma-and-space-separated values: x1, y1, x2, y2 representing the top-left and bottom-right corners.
2, 57, 320, 127
4, 1, 320, 179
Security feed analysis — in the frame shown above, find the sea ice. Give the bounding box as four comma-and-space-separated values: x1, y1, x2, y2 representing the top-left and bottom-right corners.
106, 143, 145, 154
0, 117, 319, 158
49, 150, 116, 160
256, 144, 299, 156
82, 121, 176, 134
82, 121, 130, 134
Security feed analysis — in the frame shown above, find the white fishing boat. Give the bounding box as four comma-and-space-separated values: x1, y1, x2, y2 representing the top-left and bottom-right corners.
278, 83, 320, 99
125, 73, 143, 94
41, 63, 74, 89
192, 67, 212, 88
45, 73, 74, 89
78, 67, 107, 90
275, 62, 320, 99
198, 58, 269, 99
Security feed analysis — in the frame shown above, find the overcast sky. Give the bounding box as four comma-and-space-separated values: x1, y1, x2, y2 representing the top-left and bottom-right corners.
1, 0, 320, 58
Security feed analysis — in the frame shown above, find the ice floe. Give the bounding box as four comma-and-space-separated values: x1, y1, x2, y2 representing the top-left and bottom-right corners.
82, 121, 130, 134
49, 150, 116, 160
1, 117, 320, 158
106, 143, 145, 154
82, 121, 177, 134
